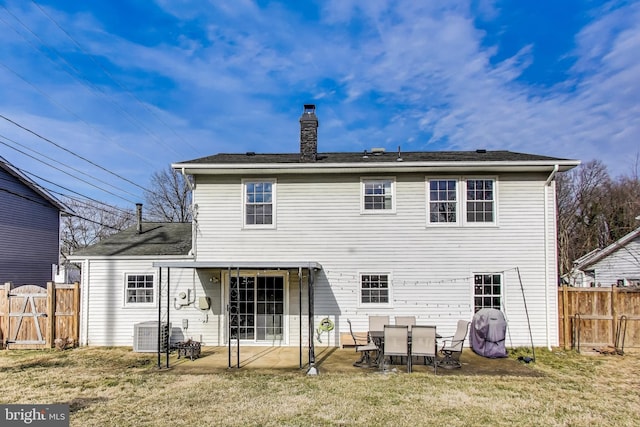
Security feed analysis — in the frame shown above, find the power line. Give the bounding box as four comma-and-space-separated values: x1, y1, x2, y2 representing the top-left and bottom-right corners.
0, 114, 151, 193
0, 5, 189, 160
0, 61, 159, 169
0, 135, 137, 204
31, 0, 201, 156
0, 133, 142, 200
12, 165, 133, 212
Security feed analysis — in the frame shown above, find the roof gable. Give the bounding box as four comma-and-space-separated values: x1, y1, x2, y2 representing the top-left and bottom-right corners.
573, 227, 640, 270
0, 157, 68, 212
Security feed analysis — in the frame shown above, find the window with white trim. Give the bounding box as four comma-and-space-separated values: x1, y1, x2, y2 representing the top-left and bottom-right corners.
125, 274, 155, 306
466, 179, 494, 223
362, 179, 395, 212
428, 179, 458, 223
426, 177, 496, 226
473, 273, 501, 312
244, 180, 275, 227
360, 273, 390, 305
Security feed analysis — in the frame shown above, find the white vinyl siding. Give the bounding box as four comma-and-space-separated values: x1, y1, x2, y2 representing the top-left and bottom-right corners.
182, 171, 558, 347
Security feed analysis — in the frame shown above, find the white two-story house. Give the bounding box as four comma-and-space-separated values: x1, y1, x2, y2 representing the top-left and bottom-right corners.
70, 105, 579, 358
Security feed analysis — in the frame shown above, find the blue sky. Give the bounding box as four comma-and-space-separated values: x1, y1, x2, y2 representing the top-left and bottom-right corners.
1, 0, 639, 209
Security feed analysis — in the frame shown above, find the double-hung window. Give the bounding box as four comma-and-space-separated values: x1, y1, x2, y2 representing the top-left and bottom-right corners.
473, 273, 502, 311
360, 273, 391, 306
466, 179, 495, 223
243, 179, 276, 227
428, 179, 458, 224
125, 274, 155, 307
361, 178, 395, 213
427, 177, 496, 226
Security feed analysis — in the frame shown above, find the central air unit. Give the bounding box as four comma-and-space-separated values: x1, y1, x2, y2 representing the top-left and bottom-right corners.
133, 321, 170, 352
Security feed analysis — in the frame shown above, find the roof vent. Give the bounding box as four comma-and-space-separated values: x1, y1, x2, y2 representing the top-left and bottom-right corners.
246, 151, 256, 156
371, 147, 385, 155
476, 149, 487, 154
362, 149, 369, 159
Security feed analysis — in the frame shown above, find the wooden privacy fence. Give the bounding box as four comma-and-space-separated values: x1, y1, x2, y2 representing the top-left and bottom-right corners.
0, 282, 80, 350
558, 286, 640, 351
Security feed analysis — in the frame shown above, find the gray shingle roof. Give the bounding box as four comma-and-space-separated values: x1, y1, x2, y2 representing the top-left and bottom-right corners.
71, 223, 192, 257
178, 150, 572, 165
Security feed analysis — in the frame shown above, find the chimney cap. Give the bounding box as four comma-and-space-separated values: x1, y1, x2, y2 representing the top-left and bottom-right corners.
303, 104, 316, 113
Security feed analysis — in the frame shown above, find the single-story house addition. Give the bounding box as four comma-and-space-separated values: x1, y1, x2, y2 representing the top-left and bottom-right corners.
70, 105, 580, 364
566, 226, 640, 288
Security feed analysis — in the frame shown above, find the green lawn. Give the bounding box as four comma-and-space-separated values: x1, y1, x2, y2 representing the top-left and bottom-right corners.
1, 347, 638, 426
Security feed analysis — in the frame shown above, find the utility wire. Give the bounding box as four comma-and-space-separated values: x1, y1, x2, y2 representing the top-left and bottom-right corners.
0, 5, 187, 160
0, 133, 141, 200
0, 135, 137, 204
13, 166, 132, 212
0, 61, 158, 169
31, 0, 201, 156
0, 114, 151, 193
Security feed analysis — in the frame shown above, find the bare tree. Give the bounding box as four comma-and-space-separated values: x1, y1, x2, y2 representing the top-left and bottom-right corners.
61, 198, 135, 254
557, 159, 640, 277
143, 166, 192, 222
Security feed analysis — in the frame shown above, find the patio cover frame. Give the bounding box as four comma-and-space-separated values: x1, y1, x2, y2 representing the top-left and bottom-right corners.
152, 261, 321, 375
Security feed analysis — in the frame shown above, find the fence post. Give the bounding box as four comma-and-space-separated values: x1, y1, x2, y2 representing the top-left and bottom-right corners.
73, 282, 80, 346
2, 282, 11, 348
562, 285, 570, 350
611, 286, 618, 346
47, 282, 55, 348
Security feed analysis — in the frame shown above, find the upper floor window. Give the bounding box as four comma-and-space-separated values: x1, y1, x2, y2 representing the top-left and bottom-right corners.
466, 179, 494, 223
426, 177, 496, 226
474, 273, 501, 312
362, 178, 395, 213
360, 273, 391, 306
244, 179, 276, 227
125, 274, 155, 307
428, 179, 458, 224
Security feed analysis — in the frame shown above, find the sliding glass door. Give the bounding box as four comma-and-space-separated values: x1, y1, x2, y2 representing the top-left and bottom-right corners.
229, 274, 285, 342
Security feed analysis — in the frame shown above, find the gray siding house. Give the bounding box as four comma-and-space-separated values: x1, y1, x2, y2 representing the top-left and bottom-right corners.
0, 157, 67, 286
566, 227, 640, 287
70, 105, 580, 353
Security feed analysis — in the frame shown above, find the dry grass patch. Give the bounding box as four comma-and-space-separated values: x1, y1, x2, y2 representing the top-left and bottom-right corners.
1, 347, 639, 426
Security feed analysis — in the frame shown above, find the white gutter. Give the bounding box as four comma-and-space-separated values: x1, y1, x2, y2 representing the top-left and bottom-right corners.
173, 160, 581, 175
543, 164, 559, 350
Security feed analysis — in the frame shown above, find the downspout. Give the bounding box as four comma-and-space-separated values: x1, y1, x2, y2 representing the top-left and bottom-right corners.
544, 164, 559, 350
181, 167, 197, 259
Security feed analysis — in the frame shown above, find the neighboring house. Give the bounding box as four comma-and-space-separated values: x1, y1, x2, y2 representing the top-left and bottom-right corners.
70, 105, 580, 351
565, 227, 640, 288
0, 157, 67, 286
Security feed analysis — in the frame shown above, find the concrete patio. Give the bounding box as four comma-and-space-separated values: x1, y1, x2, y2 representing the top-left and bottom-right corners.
160, 346, 543, 377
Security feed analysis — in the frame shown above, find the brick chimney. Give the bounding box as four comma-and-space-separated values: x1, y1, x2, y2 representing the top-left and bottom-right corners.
299, 104, 318, 162
136, 203, 142, 233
